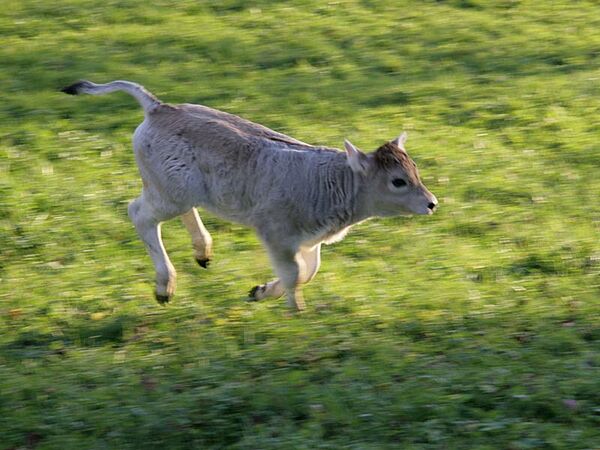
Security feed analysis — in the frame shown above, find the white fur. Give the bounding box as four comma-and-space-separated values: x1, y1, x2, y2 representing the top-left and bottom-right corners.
65, 80, 437, 310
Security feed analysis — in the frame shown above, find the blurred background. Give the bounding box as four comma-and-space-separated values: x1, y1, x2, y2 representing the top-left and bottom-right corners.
1, 0, 599, 448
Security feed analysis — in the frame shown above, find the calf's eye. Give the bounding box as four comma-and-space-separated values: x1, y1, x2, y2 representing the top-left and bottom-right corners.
392, 178, 407, 188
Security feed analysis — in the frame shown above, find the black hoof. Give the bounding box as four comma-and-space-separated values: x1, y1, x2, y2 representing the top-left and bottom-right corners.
155, 293, 170, 305
248, 285, 260, 301
196, 258, 210, 269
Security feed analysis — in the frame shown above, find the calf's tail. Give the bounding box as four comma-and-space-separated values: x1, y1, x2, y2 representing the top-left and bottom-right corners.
61, 80, 161, 114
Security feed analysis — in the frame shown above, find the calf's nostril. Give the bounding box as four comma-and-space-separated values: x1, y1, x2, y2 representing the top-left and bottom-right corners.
427, 202, 437, 210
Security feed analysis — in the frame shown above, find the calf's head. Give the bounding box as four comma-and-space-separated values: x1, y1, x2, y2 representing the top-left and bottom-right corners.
345, 133, 437, 216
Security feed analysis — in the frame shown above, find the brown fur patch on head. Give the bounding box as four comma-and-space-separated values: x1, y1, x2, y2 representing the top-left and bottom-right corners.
373, 142, 420, 183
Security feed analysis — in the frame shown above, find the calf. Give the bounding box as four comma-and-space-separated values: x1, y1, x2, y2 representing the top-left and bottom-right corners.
62, 80, 437, 310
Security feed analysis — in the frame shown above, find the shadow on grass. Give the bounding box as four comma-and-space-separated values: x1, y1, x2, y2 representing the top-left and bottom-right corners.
1, 306, 599, 448
3, 315, 133, 359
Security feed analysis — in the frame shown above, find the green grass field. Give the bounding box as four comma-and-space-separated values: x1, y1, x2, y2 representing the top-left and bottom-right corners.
1, 0, 599, 448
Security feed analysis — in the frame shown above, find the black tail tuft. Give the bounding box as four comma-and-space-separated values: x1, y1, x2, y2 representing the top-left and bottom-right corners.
60, 80, 89, 95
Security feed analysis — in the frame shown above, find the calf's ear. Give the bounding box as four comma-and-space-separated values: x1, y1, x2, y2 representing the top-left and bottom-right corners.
391, 132, 408, 150
344, 139, 369, 175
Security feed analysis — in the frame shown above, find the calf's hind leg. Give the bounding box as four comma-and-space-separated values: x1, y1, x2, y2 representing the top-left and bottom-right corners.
128, 194, 180, 304
181, 208, 213, 268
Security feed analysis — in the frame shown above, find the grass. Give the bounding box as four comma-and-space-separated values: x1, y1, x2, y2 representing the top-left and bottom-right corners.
1, 0, 599, 448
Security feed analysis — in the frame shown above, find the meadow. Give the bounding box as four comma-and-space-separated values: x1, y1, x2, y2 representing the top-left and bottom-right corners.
1, 0, 599, 448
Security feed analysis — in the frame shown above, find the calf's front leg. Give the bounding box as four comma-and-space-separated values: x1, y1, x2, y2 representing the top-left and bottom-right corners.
268, 246, 305, 310
248, 244, 322, 309
298, 244, 321, 284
